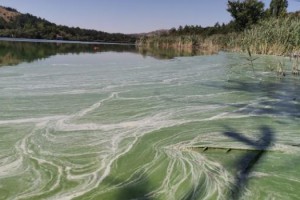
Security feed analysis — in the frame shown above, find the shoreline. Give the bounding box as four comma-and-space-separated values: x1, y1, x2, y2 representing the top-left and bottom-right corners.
0, 37, 136, 46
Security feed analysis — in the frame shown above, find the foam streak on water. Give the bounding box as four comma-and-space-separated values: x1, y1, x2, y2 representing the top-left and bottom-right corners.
0, 51, 299, 200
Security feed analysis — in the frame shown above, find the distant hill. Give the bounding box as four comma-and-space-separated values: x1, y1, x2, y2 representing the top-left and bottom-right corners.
132, 29, 170, 37
0, 6, 20, 22
0, 6, 136, 43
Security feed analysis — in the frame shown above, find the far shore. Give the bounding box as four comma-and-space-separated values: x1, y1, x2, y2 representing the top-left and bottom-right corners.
0, 37, 136, 46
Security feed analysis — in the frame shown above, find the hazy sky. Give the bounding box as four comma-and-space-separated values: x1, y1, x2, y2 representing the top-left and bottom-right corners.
1, 0, 300, 33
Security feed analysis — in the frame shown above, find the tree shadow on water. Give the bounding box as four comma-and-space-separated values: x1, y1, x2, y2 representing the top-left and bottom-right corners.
104, 173, 153, 200
223, 125, 274, 200
201, 79, 300, 120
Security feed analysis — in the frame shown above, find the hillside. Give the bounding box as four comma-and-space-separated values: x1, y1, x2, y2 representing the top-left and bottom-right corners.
132, 29, 170, 38
0, 6, 136, 43
0, 6, 20, 22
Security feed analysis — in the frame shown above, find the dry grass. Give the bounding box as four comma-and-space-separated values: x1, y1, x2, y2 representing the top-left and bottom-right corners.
136, 35, 224, 55
0, 6, 20, 22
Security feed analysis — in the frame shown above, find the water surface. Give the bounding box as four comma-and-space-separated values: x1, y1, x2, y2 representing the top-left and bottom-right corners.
0, 41, 299, 200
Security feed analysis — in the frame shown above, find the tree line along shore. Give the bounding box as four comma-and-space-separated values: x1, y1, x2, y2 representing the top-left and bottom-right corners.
137, 0, 300, 57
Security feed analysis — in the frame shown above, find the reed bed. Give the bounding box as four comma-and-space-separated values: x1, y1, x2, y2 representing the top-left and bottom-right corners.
240, 17, 300, 55
137, 17, 300, 57
136, 35, 224, 55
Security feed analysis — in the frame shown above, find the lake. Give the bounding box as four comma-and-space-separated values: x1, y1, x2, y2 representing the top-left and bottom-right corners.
0, 40, 299, 200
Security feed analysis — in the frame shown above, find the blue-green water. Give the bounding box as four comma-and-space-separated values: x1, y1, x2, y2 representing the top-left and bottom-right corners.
0, 41, 300, 200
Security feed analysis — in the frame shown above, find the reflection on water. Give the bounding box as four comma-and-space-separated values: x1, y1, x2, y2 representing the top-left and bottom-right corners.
138, 46, 218, 60
0, 40, 137, 67
0, 39, 218, 67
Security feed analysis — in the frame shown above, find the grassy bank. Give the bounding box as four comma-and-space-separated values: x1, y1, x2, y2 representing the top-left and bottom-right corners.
137, 17, 300, 56
241, 17, 300, 55
136, 34, 225, 55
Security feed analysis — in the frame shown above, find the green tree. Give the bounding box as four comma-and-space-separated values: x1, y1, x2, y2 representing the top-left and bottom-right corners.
227, 0, 265, 31
178, 25, 183, 34
169, 28, 176, 35
270, 0, 288, 17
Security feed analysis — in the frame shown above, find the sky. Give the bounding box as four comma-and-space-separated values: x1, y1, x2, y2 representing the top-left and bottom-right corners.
1, 0, 300, 34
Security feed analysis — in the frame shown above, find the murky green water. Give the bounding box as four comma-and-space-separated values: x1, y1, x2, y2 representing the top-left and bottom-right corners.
0, 40, 299, 200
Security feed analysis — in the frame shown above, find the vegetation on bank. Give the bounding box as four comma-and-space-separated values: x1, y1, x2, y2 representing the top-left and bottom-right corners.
0, 6, 136, 43
241, 17, 300, 55
137, 0, 300, 56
